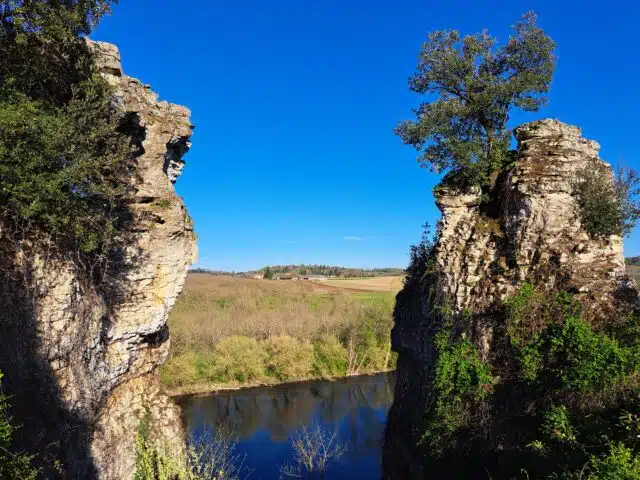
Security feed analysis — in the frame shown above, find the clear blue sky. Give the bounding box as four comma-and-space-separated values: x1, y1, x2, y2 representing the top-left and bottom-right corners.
93, 0, 639, 271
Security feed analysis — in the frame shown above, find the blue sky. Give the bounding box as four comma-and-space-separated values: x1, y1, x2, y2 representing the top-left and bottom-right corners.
93, 0, 640, 271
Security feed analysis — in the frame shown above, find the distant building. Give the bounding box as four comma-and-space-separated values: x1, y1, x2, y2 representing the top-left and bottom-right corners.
274, 273, 298, 280
302, 274, 327, 281
251, 274, 264, 280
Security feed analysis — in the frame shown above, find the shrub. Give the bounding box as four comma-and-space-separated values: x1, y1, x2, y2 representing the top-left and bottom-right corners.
421, 329, 493, 450
574, 164, 640, 238
134, 410, 247, 480
210, 336, 266, 383
264, 335, 314, 381
280, 423, 346, 478
160, 352, 201, 387
588, 442, 640, 480
312, 335, 348, 377
542, 405, 576, 444
549, 315, 634, 393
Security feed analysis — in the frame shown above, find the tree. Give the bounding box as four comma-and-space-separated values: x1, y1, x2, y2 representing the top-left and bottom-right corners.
0, 1, 132, 269
263, 266, 273, 280
395, 12, 555, 191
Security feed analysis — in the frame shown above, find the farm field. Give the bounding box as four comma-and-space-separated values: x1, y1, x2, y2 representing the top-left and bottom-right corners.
318, 275, 404, 292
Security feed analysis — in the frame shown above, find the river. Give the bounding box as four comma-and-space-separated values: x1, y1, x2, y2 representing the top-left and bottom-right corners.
177, 372, 396, 479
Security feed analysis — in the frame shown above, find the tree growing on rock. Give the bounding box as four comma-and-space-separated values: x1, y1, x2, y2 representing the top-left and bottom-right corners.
395, 12, 555, 191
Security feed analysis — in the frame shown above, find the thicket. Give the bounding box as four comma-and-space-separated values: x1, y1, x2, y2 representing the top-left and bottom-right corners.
0, 0, 134, 278
162, 312, 395, 388
417, 281, 640, 478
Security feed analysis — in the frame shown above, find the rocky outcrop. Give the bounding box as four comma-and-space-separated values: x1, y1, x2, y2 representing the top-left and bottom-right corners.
384, 119, 637, 478
0, 42, 195, 478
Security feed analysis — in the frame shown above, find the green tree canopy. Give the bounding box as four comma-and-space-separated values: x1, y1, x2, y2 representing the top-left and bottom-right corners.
0, 1, 132, 266
395, 12, 555, 191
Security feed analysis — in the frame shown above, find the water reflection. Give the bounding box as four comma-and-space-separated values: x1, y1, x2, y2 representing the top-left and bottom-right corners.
178, 373, 395, 479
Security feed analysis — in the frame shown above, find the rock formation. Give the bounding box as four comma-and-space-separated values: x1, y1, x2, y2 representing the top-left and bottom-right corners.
384, 119, 638, 478
0, 42, 196, 478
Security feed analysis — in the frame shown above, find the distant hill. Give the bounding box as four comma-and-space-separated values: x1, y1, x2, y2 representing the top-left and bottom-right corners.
255, 264, 404, 278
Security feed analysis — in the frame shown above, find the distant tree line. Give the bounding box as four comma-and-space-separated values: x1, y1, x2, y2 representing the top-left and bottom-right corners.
257, 265, 404, 278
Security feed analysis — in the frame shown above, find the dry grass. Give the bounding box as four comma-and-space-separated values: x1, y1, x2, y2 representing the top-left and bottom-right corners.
317, 276, 404, 292
169, 274, 384, 349
629, 265, 640, 285
163, 273, 397, 391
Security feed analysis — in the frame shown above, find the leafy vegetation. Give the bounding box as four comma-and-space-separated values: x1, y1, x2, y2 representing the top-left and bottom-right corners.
410, 277, 640, 478
395, 12, 555, 191
574, 164, 640, 238
134, 409, 247, 480
502, 286, 640, 478
421, 328, 493, 452
0, 0, 134, 272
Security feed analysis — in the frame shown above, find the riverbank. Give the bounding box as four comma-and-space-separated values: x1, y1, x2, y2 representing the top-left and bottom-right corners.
161, 273, 400, 393
167, 369, 396, 397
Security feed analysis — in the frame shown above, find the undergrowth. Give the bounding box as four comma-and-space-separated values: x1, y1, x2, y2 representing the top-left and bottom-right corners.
416, 282, 640, 478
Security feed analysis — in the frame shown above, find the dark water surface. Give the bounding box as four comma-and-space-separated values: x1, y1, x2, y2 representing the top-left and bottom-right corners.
178, 372, 396, 479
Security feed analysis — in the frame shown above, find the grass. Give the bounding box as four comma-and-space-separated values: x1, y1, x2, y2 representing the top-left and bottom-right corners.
629, 265, 640, 285
162, 274, 399, 393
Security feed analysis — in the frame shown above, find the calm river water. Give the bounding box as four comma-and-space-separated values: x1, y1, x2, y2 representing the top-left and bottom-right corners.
177, 372, 396, 479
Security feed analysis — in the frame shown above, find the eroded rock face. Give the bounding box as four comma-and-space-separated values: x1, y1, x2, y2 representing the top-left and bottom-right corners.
384, 119, 636, 478
0, 41, 195, 479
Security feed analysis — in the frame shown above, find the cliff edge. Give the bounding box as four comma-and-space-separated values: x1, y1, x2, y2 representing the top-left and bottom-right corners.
384, 119, 638, 478
0, 42, 196, 478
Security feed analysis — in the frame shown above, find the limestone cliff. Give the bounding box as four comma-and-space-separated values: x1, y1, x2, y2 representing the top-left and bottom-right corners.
0, 42, 196, 479
384, 119, 638, 478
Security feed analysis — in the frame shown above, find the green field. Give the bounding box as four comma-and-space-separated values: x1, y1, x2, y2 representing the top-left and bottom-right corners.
162, 274, 397, 393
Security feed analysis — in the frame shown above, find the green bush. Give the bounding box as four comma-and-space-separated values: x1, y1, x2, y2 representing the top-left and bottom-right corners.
264, 335, 314, 381
421, 329, 493, 450
549, 315, 635, 393
210, 336, 266, 383
588, 442, 640, 480
542, 405, 576, 444
312, 335, 348, 377
504, 285, 637, 392
574, 164, 640, 238
160, 352, 201, 387
0, 1, 135, 263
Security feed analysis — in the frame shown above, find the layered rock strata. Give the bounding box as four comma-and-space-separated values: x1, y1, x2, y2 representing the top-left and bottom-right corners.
0, 41, 196, 479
